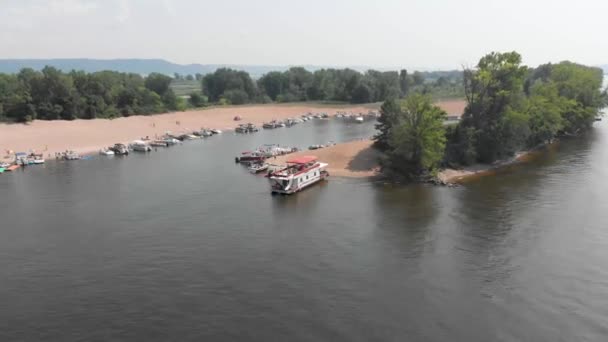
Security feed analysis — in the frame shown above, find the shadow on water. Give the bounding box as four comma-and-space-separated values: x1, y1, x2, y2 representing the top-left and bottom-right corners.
371, 183, 441, 258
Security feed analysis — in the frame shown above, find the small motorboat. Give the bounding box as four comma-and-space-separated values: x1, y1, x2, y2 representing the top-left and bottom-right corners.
100, 148, 115, 156
110, 143, 129, 155
5, 164, 20, 172
355, 116, 364, 123
211, 129, 222, 134
308, 144, 323, 150
62, 151, 81, 160
178, 134, 198, 140
249, 163, 269, 174
199, 129, 213, 137
160, 137, 180, 145
150, 140, 169, 147
130, 140, 152, 152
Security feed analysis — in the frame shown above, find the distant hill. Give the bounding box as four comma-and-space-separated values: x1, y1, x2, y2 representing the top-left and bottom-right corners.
0, 59, 387, 78
0, 59, 294, 77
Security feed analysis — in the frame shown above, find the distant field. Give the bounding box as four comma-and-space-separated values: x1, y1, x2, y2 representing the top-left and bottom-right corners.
170, 80, 200, 96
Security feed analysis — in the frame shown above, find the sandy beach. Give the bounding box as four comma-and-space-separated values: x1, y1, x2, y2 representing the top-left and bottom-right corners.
0, 103, 375, 158
274, 139, 381, 178
0, 100, 465, 160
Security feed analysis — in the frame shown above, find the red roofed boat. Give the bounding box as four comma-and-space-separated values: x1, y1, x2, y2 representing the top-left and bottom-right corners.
268, 156, 329, 194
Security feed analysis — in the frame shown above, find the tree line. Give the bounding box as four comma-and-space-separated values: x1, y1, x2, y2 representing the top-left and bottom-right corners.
0, 66, 189, 122
202, 67, 463, 105
375, 51, 607, 179
0, 65, 463, 122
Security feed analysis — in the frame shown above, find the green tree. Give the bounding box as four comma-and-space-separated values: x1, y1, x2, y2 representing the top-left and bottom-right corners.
412, 71, 425, 86
385, 94, 447, 176
202, 68, 257, 102
351, 83, 372, 103
374, 98, 402, 150
461, 51, 528, 162
145, 73, 173, 96
399, 69, 409, 97
188, 92, 206, 107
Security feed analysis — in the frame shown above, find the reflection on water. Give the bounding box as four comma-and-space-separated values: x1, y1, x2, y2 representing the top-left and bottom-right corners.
1, 120, 608, 341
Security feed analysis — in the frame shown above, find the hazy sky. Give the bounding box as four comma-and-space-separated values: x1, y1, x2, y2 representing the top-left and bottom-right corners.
0, 0, 606, 69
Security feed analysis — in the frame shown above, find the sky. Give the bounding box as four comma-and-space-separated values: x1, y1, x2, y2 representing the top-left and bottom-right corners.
0, 0, 606, 70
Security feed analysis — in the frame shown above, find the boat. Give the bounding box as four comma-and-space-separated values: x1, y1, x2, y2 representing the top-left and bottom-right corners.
99, 148, 115, 155
355, 116, 364, 123
268, 156, 329, 194
160, 136, 180, 145
178, 134, 198, 140
110, 143, 129, 155
150, 140, 169, 147
0, 167, 4, 173
308, 144, 323, 150
235, 151, 266, 163
130, 140, 152, 152
249, 163, 269, 174
211, 129, 222, 134
5, 164, 20, 172
15, 152, 28, 166
235, 123, 259, 133
62, 151, 81, 160
263, 122, 277, 129
199, 129, 213, 137
31, 155, 45, 165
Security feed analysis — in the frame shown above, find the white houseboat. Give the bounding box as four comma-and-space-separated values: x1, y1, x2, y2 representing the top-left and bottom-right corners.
268, 156, 329, 194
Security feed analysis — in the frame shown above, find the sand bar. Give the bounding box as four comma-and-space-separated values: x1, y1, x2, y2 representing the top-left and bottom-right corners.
0, 100, 465, 160
274, 139, 381, 178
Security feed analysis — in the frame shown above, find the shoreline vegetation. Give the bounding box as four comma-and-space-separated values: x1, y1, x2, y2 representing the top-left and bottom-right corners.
372, 51, 607, 184
0, 65, 464, 123
2, 51, 606, 185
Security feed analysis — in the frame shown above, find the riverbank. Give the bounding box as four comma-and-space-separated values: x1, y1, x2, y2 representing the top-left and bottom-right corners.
274, 139, 381, 178
0, 100, 465, 160
436, 143, 558, 184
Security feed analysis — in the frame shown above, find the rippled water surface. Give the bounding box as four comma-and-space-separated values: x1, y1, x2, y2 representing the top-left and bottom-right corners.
1, 118, 608, 341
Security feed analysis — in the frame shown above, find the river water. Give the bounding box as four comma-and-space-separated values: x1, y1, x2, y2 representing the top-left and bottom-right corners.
1, 117, 608, 341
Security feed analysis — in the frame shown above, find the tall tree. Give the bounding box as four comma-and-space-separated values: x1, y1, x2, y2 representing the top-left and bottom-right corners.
384, 94, 447, 176
374, 98, 402, 150
461, 51, 528, 162
399, 69, 409, 97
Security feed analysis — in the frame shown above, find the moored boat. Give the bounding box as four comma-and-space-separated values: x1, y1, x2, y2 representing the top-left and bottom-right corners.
5, 164, 20, 172
235, 151, 266, 163
130, 140, 152, 152
62, 151, 81, 160
110, 143, 129, 155
99, 148, 115, 155
355, 116, 364, 123
249, 163, 269, 174
150, 140, 169, 147
268, 156, 329, 194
